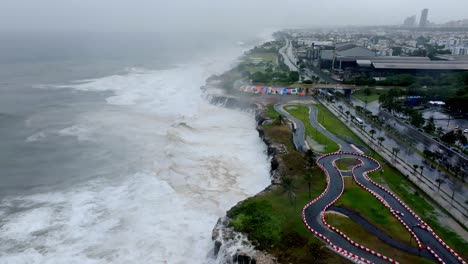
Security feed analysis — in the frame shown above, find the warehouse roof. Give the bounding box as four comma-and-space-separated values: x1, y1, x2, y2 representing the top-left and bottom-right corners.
372, 62, 468, 70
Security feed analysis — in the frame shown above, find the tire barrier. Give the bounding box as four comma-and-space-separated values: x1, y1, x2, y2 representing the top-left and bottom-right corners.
302, 153, 399, 263
276, 104, 465, 263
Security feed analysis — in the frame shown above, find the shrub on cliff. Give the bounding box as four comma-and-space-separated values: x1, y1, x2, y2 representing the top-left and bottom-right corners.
228, 199, 282, 249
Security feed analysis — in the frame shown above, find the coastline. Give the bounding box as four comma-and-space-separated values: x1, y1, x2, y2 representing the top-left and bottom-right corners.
207, 94, 281, 264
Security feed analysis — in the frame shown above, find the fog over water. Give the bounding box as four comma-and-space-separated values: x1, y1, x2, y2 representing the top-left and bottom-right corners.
1, 0, 468, 32
0, 31, 272, 263
2, 1, 468, 263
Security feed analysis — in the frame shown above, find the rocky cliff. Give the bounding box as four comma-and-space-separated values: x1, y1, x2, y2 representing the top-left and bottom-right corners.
210, 101, 287, 264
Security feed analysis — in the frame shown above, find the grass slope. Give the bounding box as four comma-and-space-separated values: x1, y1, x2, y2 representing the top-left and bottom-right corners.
326, 214, 433, 264
284, 105, 340, 153
316, 102, 468, 259
335, 178, 412, 244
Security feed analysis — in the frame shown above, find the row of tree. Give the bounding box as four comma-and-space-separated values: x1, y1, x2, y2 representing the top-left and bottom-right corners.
378, 88, 425, 128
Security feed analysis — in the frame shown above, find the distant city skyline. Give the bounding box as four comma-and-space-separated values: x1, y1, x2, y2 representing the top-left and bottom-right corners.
419, 8, 429, 28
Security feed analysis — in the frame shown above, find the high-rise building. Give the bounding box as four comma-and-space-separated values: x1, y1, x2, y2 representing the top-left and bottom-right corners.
403, 15, 416, 27
419, 9, 429, 28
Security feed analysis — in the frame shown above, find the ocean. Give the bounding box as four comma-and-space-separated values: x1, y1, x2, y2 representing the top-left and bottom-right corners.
0, 31, 272, 263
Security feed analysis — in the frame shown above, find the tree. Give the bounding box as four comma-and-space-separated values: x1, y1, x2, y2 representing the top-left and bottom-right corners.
410, 111, 425, 128
288, 71, 300, 83
441, 131, 457, 144
419, 166, 424, 176
345, 110, 350, 119
392, 148, 400, 160
305, 149, 316, 169
338, 105, 344, 113
276, 114, 284, 125
452, 167, 461, 179
377, 136, 385, 146
369, 129, 376, 139
435, 178, 446, 192
282, 177, 297, 205
363, 88, 372, 96
412, 164, 419, 179
424, 116, 436, 133
392, 47, 403, 56
304, 173, 313, 198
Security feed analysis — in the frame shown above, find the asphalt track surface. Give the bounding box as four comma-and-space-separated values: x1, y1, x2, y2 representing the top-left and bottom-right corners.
276, 103, 465, 264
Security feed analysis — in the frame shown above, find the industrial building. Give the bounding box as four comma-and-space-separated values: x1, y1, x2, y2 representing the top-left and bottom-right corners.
320, 50, 468, 80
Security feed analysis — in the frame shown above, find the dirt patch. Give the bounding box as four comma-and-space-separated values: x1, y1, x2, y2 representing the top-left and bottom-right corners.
325, 210, 349, 218
306, 136, 325, 153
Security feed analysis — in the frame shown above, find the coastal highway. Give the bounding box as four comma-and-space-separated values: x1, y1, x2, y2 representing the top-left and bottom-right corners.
276, 103, 466, 264
278, 39, 298, 71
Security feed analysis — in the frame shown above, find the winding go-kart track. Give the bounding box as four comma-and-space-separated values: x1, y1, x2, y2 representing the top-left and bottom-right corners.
275, 104, 466, 264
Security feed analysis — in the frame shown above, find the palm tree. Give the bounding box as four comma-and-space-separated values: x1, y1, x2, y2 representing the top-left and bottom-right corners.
377, 136, 385, 146
392, 147, 400, 160
282, 177, 297, 205
419, 166, 424, 176
304, 173, 313, 198
413, 164, 419, 179
394, 148, 400, 158
369, 129, 376, 139
276, 114, 284, 125
435, 178, 446, 192
450, 183, 462, 202
453, 167, 461, 179
305, 149, 316, 169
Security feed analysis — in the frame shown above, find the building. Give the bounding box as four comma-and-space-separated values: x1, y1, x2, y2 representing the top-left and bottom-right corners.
403, 16, 417, 27
320, 43, 376, 70
419, 9, 429, 28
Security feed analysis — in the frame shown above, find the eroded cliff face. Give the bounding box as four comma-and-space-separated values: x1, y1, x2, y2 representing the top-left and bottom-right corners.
212, 217, 277, 264
210, 104, 287, 264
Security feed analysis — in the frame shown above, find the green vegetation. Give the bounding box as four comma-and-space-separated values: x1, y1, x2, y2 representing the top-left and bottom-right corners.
229, 104, 467, 262
335, 158, 360, 170
379, 88, 426, 128
368, 167, 468, 260
314, 104, 367, 146
229, 200, 282, 248
347, 72, 468, 115
265, 105, 280, 119
242, 52, 278, 66
284, 105, 340, 153
326, 214, 433, 264
335, 178, 411, 243
227, 121, 347, 263
352, 88, 385, 103
317, 101, 468, 259
249, 70, 299, 84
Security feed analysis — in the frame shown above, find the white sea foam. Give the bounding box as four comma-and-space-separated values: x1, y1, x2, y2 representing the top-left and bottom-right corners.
2, 44, 271, 263
26, 131, 48, 142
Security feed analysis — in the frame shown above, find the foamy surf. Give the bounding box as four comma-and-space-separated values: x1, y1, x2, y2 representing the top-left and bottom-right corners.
3, 47, 271, 263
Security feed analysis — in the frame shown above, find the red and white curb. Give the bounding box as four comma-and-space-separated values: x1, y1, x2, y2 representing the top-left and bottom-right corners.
303, 152, 466, 264
302, 153, 399, 263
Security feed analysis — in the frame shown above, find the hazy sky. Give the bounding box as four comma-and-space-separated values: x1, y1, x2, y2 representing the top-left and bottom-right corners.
2, 0, 468, 33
